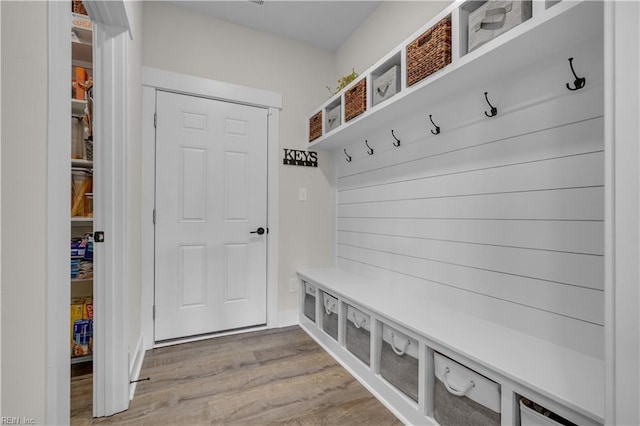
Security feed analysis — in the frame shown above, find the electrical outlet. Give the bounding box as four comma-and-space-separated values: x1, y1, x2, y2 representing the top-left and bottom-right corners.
299, 187, 308, 202
289, 278, 299, 293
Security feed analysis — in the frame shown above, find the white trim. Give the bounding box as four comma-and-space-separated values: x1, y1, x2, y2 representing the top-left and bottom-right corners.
128, 335, 145, 401
153, 326, 269, 349
46, 2, 71, 424
92, 21, 130, 417
277, 309, 298, 328
84, 0, 131, 37
267, 107, 280, 329
141, 68, 281, 348
142, 67, 282, 109
604, 2, 640, 425
141, 85, 156, 350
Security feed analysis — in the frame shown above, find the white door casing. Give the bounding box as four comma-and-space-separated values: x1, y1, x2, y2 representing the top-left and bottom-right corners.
154, 91, 268, 341
47, 1, 132, 423
142, 68, 281, 349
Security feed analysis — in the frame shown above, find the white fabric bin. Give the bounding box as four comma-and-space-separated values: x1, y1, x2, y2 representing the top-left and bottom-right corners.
380, 324, 419, 402
520, 398, 578, 426
325, 104, 341, 132
372, 65, 401, 106
303, 281, 316, 322
322, 292, 339, 341
434, 352, 501, 426
468, 0, 532, 52
345, 304, 371, 366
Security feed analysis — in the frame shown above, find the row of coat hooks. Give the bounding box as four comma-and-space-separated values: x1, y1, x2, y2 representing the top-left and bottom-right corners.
343, 57, 586, 162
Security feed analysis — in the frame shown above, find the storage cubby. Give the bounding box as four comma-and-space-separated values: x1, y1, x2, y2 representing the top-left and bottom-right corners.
308, 110, 322, 142
344, 78, 367, 122
371, 52, 402, 107
321, 291, 339, 341
302, 281, 316, 323
406, 15, 452, 87
345, 303, 371, 366
379, 323, 420, 403
433, 352, 501, 426
324, 98, 342, 134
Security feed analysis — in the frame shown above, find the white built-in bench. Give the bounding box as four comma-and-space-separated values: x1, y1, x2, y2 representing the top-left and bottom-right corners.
298, 267, 603, 426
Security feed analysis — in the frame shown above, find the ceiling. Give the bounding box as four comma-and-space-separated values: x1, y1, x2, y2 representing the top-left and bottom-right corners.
166, 1, 382, 50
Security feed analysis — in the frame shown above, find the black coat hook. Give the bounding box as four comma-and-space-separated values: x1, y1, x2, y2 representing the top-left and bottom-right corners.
365, 140, 374, 155
429, 114, 441, 135
391, 130, 401, 147
484, 92, 498, 118
344, 148, 352, 162
566, 57, 586, 91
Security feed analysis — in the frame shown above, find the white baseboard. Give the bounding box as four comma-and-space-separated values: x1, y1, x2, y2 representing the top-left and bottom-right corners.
278, 308, 299, 328
129, 335, 146, 400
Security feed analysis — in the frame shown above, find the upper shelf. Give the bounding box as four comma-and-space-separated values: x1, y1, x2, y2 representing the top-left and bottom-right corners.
71, 12, 92, 64
307, 0, 602, 151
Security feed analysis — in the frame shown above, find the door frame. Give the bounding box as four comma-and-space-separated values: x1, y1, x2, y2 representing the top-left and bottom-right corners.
46, 1, 132, 423
141, 67, 282, 349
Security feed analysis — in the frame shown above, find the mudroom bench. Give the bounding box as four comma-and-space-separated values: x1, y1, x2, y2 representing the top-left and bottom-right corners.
297, 268, 603, 426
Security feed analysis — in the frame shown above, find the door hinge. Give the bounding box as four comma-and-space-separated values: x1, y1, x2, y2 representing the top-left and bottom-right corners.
153, 305, 156, 320
94, 231, 105, 243
153, 209, 156, 225
153, 112, 157, 128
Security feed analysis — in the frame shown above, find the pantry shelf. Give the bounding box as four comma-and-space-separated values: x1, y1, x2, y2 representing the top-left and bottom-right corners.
70, 355, 92, 365
72, 99, 87, 116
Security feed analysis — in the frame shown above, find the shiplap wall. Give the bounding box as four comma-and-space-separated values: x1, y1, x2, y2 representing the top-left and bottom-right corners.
334, 35, 604, 359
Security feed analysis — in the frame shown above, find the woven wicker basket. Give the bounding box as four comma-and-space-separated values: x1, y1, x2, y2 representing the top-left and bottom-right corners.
406, 16, 452, 87
344, 79, 367, 122
72, 0, 88, 15
309, 111, 322, 142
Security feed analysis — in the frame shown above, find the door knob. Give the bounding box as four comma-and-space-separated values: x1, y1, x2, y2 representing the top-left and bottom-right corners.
250, 227, 266, 235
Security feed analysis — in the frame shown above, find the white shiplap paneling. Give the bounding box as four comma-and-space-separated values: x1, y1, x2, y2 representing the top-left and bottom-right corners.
334, 35, 604, 358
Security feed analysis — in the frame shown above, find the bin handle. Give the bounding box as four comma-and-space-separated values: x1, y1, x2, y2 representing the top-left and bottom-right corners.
440, 367, 475, 396
389, 331, 410, 356
324, 298, 336, 315
352, 312, 366, 329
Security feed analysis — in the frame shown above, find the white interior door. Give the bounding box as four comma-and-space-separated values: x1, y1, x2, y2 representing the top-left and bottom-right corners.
154, 90, 268, 342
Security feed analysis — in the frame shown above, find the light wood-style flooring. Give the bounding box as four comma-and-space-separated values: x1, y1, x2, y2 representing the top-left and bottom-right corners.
71, 326, 401, 425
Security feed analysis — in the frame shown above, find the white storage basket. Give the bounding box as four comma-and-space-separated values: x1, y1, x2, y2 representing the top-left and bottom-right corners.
372, 65, 401, 106
468, 0, 532, 53
303, 281, 316, 322
520, 398, 578, 426
380, 324, 419, 402
322, 292, 339, 341
325, 104, 341, 132
345, 304, 371, 366
434, 352, 501, 426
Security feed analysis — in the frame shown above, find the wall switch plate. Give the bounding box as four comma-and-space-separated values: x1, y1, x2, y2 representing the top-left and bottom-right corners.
289, 278, 299, 293
299, 187, 308, 202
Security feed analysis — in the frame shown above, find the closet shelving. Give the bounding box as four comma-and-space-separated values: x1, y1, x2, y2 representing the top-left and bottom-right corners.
306, 0, 601, 151
70, 9, 94, 365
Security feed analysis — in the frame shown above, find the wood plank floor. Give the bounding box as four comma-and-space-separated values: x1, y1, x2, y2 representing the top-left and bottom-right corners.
71, 326, 401, 425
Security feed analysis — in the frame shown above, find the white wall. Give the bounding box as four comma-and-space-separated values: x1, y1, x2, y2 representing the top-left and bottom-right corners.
126, 0, 144, 369
0, 0, 3, 415
142, 2, 335, 324
1, 1, 47, 421
335, 1, 451, 80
